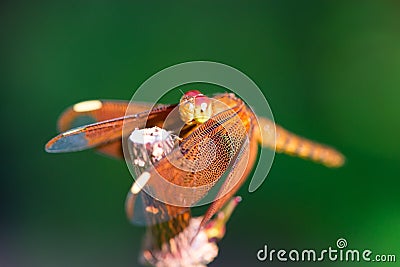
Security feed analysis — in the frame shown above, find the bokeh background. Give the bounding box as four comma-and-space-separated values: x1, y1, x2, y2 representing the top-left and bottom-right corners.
1, 1, 399, 266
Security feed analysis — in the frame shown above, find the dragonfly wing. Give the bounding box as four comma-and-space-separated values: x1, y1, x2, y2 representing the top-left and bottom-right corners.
125, 190, 189, 226
45, 104, 178, 153
97, 142, 124, 159
55, 100, 152, 158
200, 126, 259, 228
137, 105, 252, 209
57, 100, 149, 132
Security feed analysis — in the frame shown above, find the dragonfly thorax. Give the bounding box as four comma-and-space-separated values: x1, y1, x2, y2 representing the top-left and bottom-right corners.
179, 90, 212, 124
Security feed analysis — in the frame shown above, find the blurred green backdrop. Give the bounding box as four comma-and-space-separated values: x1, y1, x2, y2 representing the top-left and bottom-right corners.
1, 1, 399, 266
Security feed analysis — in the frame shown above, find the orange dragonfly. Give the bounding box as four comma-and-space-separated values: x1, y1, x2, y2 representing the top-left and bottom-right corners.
45, 90, 344, 228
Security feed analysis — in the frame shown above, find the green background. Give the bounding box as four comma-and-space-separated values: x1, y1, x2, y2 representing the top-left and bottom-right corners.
1, 1, 399, 266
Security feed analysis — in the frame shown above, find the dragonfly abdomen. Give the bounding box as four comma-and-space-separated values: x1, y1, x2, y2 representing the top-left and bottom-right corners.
257, 117, 345, 168
276, 125, 344, 167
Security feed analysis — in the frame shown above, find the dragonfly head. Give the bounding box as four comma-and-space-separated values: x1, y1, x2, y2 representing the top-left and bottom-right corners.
179, 90, 212, 124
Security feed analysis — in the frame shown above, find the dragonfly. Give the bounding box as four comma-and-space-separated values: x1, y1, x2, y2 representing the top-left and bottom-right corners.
45, 90, 344, 228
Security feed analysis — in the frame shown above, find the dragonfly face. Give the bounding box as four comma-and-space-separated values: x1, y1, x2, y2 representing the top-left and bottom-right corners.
179, 90, 213, 124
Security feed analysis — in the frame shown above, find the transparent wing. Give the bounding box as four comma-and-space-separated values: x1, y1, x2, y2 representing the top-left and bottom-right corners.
56, 100, 151, 158
131, 103, 251, 212
45, 104, 177, 153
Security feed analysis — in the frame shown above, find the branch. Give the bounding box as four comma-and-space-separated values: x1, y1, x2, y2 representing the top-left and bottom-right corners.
126, 127, 240, 267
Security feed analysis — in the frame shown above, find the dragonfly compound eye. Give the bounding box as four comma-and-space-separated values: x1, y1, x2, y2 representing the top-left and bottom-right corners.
193, 95, 212, 123
179, 90, 212, 124
179, 99, 195, 124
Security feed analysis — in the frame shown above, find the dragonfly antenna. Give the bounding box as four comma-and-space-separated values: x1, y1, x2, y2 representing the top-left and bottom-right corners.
178, 88, 185, 96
